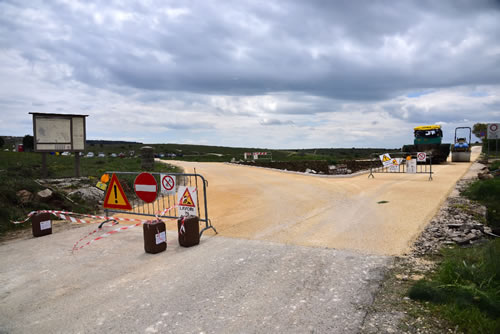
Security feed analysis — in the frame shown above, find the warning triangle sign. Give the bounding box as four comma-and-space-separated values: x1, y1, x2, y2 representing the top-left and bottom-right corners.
382, 155, 391, 162
179, 188, 195, 207
103, 173, 132, 210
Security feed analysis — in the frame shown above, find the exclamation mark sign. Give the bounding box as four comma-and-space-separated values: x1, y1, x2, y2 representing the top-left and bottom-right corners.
114, 185, 118, 203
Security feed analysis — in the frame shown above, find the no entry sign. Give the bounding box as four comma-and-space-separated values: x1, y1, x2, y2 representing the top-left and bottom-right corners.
160, 174, 176, 195
134, 172, 158, 203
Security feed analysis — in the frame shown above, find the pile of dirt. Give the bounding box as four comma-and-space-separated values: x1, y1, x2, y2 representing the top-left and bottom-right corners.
237, 159, 379, 174
412, 181, 494, 256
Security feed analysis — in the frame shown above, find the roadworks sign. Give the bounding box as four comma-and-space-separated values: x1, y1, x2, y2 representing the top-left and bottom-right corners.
177, 186, 197, 217
379, 153, 393, 167
103, 174, 132, 210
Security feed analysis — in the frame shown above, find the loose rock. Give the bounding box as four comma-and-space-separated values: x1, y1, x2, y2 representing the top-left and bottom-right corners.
16, 190, 33, 204
36, 188, 53, 202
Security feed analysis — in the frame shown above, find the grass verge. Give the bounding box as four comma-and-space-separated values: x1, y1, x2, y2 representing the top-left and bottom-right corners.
409, 240, 500, 333
409, 173, 500, 334
463, 177, 500, 230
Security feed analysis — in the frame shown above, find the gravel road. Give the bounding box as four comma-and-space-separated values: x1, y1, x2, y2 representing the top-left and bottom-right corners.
0, 147, 480, 333
168, 147, 481, 255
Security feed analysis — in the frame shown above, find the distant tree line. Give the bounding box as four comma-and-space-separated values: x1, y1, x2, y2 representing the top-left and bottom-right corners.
23, 135, 34, 151
86, 140, 142, 145
472, 123, 487, 140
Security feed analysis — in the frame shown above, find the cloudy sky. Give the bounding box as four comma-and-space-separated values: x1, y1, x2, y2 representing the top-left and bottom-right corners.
1, 0, 499, 148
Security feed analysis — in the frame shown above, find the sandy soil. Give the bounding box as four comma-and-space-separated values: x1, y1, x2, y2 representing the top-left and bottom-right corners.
158, 147, 481, 256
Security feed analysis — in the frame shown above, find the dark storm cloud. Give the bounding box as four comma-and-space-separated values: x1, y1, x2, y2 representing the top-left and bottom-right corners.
1, 0, 500, 102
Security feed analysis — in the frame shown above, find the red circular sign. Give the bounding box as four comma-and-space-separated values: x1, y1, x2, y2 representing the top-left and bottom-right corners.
134, 172, 158, 203
162, 175, 175, 191
490, 124, 498, 132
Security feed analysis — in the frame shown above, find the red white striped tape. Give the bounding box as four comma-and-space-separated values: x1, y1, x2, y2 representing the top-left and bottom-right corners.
74, 222, 144, 251
72, 220, 119, 252
12, 207, 177, 225
12, 206, 178, 252
70, 206, 177, 252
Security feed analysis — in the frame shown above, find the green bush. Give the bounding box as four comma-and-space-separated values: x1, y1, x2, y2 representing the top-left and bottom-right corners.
463, 178, 500, 228
490, 160, 500, 171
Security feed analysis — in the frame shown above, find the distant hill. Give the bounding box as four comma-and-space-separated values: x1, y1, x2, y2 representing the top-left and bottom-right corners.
1, 135, 400, 162
86, 140, 142, 145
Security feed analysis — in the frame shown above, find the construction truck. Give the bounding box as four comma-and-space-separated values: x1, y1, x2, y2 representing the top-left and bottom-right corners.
451, 127, 472, 162
402, 125, 451, 163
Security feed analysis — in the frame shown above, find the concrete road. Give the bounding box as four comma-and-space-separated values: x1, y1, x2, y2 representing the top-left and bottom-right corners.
0, 147, 479, 333
168, 147, 481, 255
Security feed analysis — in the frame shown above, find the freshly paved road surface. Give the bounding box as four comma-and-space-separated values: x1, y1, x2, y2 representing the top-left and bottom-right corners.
168, 147, 481, 255
0, 147, 479, 333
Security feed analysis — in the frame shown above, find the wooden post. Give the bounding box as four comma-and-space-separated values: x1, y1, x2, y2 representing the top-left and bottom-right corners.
75, 153, 81, 177
41, 152, 47, 177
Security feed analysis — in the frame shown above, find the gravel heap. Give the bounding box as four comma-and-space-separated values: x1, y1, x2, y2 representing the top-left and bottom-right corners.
412, 178, 494, 256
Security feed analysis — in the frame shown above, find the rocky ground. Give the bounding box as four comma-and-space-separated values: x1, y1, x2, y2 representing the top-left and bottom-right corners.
36, 177, 104, 205
2, 178, 105, 243
236, 159, 378, 174
361, 161, 497, 334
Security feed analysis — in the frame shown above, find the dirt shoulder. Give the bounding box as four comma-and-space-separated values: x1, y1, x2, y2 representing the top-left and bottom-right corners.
360, 159, 491, 333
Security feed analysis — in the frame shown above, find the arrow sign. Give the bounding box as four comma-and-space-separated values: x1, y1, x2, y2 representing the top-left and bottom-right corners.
134, 172, 158, 203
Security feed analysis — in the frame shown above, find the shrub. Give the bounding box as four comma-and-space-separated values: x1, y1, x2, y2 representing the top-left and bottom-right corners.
463, 178, 500, 228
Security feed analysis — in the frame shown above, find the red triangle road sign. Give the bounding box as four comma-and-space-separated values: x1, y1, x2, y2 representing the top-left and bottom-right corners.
103, 173, 132, 210
179, 188, 196, 207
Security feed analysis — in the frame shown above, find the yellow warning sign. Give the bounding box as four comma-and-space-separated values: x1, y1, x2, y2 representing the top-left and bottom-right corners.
103, 174, 132, 210
177, 186, 197, 217
96, 181, 107, 191
180, 188, 195, 207
379, 153, 393, 167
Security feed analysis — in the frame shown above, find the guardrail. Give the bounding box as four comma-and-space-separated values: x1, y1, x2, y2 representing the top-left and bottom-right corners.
368, 152, 433, 181
103, 171, 217, 236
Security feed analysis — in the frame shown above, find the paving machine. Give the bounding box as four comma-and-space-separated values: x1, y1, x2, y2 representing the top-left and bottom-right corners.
451, 127, 472, 162
402, 125, 450, 163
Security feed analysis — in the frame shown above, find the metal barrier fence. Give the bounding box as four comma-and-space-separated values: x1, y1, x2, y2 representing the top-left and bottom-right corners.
103, 171, 217, 236
368, 152, 433, 181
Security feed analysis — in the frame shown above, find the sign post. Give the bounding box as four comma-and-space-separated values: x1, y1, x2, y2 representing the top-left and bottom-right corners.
487, 123, 500, 161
